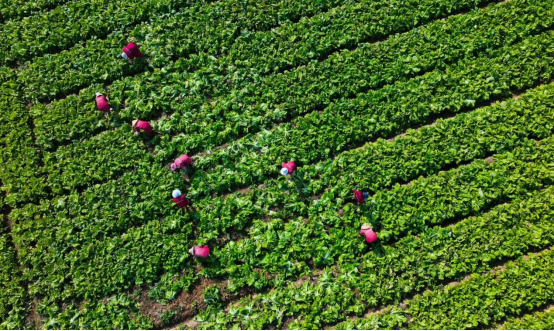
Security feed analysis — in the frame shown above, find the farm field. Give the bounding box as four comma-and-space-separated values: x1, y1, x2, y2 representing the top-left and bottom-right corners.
1, 0, 554, 329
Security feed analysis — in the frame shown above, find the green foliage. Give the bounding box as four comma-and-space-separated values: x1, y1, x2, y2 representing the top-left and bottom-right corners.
43, 294, 153, 330
501, 308, 554, 330
0, 223, 29, 329
0, 0, 72, 22
0, 0, 191, 65
149, 271, 198, 305
407, 248, 554, 329
1, 0, 554, 328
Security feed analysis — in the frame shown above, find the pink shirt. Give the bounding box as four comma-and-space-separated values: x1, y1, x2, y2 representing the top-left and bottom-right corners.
95, 95, 110, 112
193, 246, 210, 258
353, 189, 364, 204
360, 228, 378, 243
122, 42, 143, 60
282, 161, 296, 174
134, 120, 153, 134
175, 154, 192, 168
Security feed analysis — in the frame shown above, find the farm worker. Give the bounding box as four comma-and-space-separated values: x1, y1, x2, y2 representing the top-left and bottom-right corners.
189, 245, 210, 258
121, 42, 144, 62
95, 92, 112, 112
353, 188, 369, 204
280, 161, 297, 176
359, 223, 378, 244
132, 119, 153, 135
171, 154, 193, 172
172, 189, 191, 209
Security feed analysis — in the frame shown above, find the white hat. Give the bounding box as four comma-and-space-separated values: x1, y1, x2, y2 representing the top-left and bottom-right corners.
280, 168, 289, 176
188, 247, 195, 255
172, 189, 182, 199
121, 52, 129, 59
95, 92, 103, 97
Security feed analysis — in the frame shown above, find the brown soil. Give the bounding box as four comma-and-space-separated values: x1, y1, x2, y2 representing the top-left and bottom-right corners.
26, 298, 43, 329
138, 277, 220, 329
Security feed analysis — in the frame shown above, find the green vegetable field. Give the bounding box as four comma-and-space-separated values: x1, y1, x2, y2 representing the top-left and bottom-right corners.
1, 0, 554, 329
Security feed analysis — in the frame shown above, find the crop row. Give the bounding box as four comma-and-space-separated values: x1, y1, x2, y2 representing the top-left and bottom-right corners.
42, 294, 153, 330
0, 88, 48, 206
7, 0, 353, 102
406, 246, 554, 329
198, 182, 554, 329
10, 87, 554, 309
0, 220, 29, 329
42, 126, 153, 195
500, 307, 554, 330
29, 9, 554, 202
180, 28, 554, 197
0, 0, 194, 65
26, 0, 504, 147
336, 245, 554, 330
0, 0, 72, 22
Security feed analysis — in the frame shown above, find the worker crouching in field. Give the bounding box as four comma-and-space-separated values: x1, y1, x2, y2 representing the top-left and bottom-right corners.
280, 161, 297, 176
189, 245, 210, 258
360, 223, 378, 244
353, 188, 369, 204
95, 93, 112, 112
132, 119, 153, 135
172, 189, 192, 209
171, 154, 193, 173
121, 42, 144, 63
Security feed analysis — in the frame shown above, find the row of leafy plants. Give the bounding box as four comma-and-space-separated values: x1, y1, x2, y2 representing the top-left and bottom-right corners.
335, 244, 554, 330
500, 306, 554, 330
42, 126, 153, 195
43, 294, 153, 330
29, 7, 554, 202
25, 0, 504, 148
197, 176, 554, 329
5, 0, 353, 102
0, 216, 29, 329
0, 0, 72, 23
11, 82, 553, 314
405, 245, 554, 329
0, 88, 48, 206
0, 0, 194, 65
